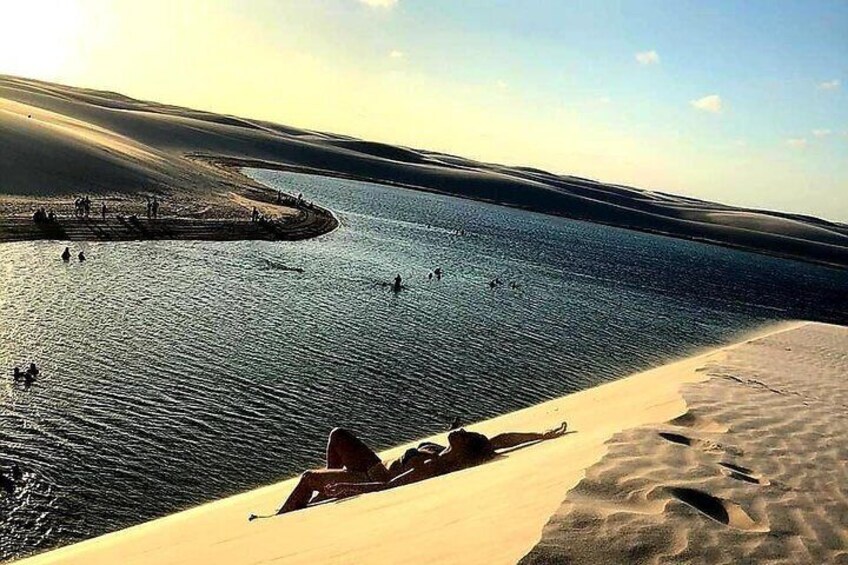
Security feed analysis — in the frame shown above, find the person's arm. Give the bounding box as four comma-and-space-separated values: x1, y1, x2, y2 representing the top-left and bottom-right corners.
489, 422, 568, 451
326, 459, 443, 498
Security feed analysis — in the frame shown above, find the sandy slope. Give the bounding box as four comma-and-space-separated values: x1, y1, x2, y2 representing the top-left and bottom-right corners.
2, 75, 847, 267
523, 322, 848, 564
13, 322, 822, 565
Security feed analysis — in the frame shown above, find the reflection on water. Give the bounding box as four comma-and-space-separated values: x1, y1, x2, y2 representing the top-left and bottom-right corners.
1, 169, 846, 559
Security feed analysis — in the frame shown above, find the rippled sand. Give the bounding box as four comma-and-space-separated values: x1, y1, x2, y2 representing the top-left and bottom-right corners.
523, 322, 848, 564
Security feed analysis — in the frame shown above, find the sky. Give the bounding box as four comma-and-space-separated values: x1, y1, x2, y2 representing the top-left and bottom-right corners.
1, 0, 846, 220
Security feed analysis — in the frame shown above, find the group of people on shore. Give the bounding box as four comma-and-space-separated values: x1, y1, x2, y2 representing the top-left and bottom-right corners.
11, 363, 40, 389
74, 196, 94, 218
145, 196, 160, 219
31, 208, 57, 223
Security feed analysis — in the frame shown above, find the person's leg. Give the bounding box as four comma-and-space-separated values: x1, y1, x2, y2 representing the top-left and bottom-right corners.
325, 428, 382, 472
277, 469, 365, 514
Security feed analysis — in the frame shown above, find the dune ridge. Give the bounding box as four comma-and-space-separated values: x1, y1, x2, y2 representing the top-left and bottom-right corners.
2, 74, 847, 266
522, 322, 848, 564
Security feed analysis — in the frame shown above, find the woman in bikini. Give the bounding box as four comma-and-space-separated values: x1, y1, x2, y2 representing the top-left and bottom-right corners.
268, 422, 569, 516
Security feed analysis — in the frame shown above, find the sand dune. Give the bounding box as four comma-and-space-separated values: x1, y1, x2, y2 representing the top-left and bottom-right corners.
523, 322, 848, 564
2, 74, 847, 266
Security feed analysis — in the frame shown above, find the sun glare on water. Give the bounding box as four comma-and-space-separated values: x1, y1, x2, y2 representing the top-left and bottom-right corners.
0, 0, 84, 80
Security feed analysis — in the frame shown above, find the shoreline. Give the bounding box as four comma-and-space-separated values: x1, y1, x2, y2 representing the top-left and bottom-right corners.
208, 157, 848, 272
14, 321, 811, 564
0, 167, 339, 244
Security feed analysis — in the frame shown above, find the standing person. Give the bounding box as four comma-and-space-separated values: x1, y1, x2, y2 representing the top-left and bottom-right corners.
101, 202, 107, 220
12, 367, 24, 383
61, 247, 71, 262
26, 363, 39, 378
78, 251, 86, 262
393, 274, 403, 293
152, 197, 159, 219
146, 196, 152, 219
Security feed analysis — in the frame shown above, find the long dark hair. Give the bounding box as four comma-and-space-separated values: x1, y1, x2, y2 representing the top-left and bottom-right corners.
461, 431, 496, 464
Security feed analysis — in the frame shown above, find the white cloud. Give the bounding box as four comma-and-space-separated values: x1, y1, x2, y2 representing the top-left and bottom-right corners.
817, 79, 840, 91
389, 50, 404, 59
786, 138, 808, 149
690, 94, 722, 114
496, 79, 508, 90
635, 50, 660, 65
358, 0, 398, 7
812, 129, 831, 138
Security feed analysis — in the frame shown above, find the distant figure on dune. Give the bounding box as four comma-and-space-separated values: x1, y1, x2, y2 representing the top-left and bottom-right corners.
101, 202, 107, 220
256, 423, 569, 517
12, 367, 24, 383
151, 197, 160, 219
27, 363, 39, 379
434, 267, 443, 280
393, 274, 403, 293
78, 251, 86, 262
251, 207, 259, 222
61, 247, 71, 262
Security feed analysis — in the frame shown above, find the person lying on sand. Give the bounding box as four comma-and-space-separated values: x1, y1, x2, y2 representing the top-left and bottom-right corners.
259, 423, 568, 517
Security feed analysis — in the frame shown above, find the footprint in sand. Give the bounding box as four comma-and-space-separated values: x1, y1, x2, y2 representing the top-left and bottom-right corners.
668, 411, 729, 433
718, 462, 770, 486
665, 487, 768, 532
657, 432, 744, 456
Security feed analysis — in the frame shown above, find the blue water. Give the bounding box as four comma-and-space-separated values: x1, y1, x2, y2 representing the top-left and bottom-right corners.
1, 169, 845, 559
